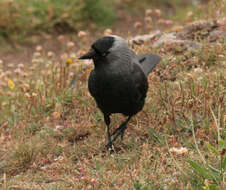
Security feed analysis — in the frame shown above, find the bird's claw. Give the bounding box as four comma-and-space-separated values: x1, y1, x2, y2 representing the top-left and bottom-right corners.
106, 141, 115, 154
106, 142, 112, 148
106, 137, 114, 148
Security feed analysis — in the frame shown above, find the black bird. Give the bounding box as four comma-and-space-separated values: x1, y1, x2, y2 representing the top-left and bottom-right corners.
79, 35, 161, 148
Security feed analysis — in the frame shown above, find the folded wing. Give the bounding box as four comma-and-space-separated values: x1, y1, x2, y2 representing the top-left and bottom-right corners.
138, 53, 161, 76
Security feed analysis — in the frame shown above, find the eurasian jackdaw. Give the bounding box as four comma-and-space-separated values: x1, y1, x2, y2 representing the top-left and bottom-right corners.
79, 35, 161, 148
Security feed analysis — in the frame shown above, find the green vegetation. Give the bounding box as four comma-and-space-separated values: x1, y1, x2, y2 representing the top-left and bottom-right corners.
0, 0, 214, 43
0, 30, 225, 190
0, 0, 115, 41
0, 0, 225, 189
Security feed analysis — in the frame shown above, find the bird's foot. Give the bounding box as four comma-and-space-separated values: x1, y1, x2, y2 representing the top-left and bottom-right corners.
120, 127, 126, 140
106, 141, 112, 149
106, 138, 114, 149
106, 141, 115, 153
112, 122, 127, 142
111, 116, 132, 142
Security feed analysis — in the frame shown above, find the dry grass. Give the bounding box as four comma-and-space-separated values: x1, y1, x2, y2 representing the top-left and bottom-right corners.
0, 2, 226, 190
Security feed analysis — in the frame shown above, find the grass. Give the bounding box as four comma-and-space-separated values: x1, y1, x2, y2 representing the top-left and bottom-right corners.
0, 1, 226, 190
0, 0, 116, 43
0, 0, 213, 44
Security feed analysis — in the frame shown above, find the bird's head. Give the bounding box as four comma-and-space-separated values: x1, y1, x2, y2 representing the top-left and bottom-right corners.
79, 35, 129, 62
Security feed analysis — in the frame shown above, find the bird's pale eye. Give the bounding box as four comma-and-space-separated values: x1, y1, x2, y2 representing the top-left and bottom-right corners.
102, 52, 108, 57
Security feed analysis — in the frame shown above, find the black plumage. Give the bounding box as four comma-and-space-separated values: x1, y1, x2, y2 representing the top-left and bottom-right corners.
79, 35, 161, 148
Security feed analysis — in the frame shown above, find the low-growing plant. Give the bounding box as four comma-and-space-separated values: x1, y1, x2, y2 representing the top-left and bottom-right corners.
0, 1, 225, 188
187, 108, 225, 190
0, 0, 116, 41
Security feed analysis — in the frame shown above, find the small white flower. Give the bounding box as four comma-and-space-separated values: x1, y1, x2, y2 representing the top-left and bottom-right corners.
32, 92, 38, 97
7, 64, 14, 68
61, 53, 68, 60
78, 31, 87, 39
18, 63, 24, 69
14, 68, 22, 75
47, 51, 54, 58
70, 53, 77, 59
169, 147, 188, 155
24, 93, 31, 98
54, 125, 64, 132
41, 166, 47, 170
54, 156, 64, 161
145, 9, 152, 16
187, 11, 193, 18
154, 9, 161, 16
104, 28, 113, 36
36, 45, 43, 52
67, 41, 75, 48
194, 68, 203, 73
33, 52, 41, 58
69, 72, 74, 77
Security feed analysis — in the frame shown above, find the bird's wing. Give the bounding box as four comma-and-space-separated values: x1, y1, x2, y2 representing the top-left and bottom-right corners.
137, 53, 161, 76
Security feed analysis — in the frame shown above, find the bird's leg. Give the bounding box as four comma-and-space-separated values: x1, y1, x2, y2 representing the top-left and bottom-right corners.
112, 116, 132, 142
104, 114, 112, 149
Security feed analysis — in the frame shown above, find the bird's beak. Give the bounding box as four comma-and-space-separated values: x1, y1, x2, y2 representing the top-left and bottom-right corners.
79, 48, 96, 59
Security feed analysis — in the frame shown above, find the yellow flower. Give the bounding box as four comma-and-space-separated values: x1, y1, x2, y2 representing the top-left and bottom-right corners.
66, 58, 73, 65
8, 80, 15, 89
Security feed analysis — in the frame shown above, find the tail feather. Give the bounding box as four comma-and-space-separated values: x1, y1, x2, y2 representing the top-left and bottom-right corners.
138, 53, 161, 76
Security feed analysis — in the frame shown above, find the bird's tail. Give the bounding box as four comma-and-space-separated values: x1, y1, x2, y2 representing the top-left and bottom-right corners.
138, 53, 161, 76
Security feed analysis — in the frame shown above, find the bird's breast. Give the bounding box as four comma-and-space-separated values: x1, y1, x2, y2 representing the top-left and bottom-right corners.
88, 66, 147, 116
